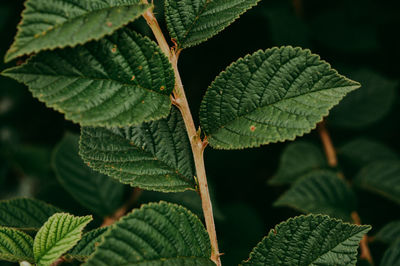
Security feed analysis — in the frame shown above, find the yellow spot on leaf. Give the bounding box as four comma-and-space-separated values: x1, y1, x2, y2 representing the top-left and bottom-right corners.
131, 75, 135, 81
138, 66, 143, 70
106, 21, 112, 27
160, 85, 165, 91
111, 45, 117, 53
250, 125, 256, 132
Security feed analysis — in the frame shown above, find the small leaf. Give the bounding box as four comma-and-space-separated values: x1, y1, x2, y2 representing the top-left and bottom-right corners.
3, 29, 175, 127
165, 0, 260, 49
84, 201, 214, 265
80, 107, 196, 192
53, 133, 126, 217
5, 0, 151, 62
68, 227, 108, 261
0, 198, 61, 230
199, 46, 360, 149
0, 227, 34, 263
33, 213, 92, 266
375, 221, 400, 244
269, 141, 326, 185
354, 161, 400, 205
380, 240, 400, 266
274, 170, 356, 221
243, 214, 371, 265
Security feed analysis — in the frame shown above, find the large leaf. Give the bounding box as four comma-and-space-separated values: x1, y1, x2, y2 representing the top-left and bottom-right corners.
269, 141, 326, 185
53, 133, 125, 217
243, 214, 371, 265
354, 161, 400, 205
33, 213, 92, 266
375, 221, 400, 244
2, 29, 175, 127
165, 0, 260, 49
0, 198, 61, 230
199, 46, 360, 149
84, 201, 214, 265
0, 227, 34, 263
4, 0, 151, 62
274, 170, 356, 221
80, 107, 196, 192
68, 227, 108, 261
380, 240, 400, 266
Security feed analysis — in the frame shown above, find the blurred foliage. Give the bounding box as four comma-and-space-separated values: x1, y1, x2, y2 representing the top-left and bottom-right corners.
0, 0, 399, 265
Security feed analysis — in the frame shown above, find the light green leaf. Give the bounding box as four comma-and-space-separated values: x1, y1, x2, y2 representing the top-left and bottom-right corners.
375, 221, 400, 244
329, 69, 398, 128
199, 46, 360, 149
380, 240, 400, 266
5, 0, 151, 62
84, 201, 214, 265
33, 213, 92, 266
53, 133, 125, 217
269, 141, 327, 185
338, 138, 398, 168
0, 227, 34, 263
80, 107, 196, 192
165, 0, 260, 49
68, 227, 108, 261
2, 29, 175, 127
355, 161, 400, 205
0, 198, 61, 231
274, 170, 356, 221
243, 214, 371, 266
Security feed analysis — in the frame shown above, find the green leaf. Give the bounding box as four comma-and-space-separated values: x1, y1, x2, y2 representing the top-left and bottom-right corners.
0, 227, 34, 263
68, 227, 108, 261
84, 201, 214, 265
53, 133, 125, 217
375, 221, 400, 244
0, 198, 61, 231
354, 161, 400, 205
199, 46, 360, 149
165, 0, 260, 49
338, 138, 398, 168
33, 213, 92, 266
329, 69, 398, 128
2, 28, 175, 127
80, 107, 196, 192
274, 170, 356, 221
243, 214, 371, 265
380, 240, 400, 266
4, 0, 151, 62
269, 141, 327, 185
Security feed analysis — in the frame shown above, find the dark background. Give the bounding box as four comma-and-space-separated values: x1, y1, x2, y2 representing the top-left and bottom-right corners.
1, 0, 399, 265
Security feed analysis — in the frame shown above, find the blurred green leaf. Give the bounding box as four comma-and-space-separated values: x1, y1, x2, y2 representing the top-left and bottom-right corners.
380, 240, 400, 266
375, 221, 400, 244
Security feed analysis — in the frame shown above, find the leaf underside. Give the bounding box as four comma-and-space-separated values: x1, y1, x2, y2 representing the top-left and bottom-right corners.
84, 201, 214, 266
3, 29, 175, 127
0, 198, 61, 230
199, 46, 360, 150
79, 107, 196, 192
243, 214, 371, 266
33, 213, 92, 266
53, 133, 125, 217
68, 227, 108, 261
0, 227, 34, 263
274, 170, 356, 221
5, 0, 151, 62
165, 0, 260, 49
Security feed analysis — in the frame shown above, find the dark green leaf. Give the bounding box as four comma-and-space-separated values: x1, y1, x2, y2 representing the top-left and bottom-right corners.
380, 240, 400, 266
0, 227, 34, 263
375, 221, 400, 244
68, 227, 108, 261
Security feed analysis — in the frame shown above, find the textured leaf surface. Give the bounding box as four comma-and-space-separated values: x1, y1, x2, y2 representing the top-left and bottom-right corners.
34, 213, 92, 266
68, 227, 108, 261
0, 227, 34, 263
200, 46, 360, 149
80, 107, 196, 192
243, 214, 371, 265
380, 240, 400, 266
84, 202, 214, 265
5, 0, 151, 62
274, 170, 356, 221
338, 138, 398, 168
355, 161, 400, 205
165, 0, 260, 49
53, 133, 125, 217
3, 29, 174, 127
0, 198, 61, 230
376, 221, 400, 244
269, 141, 326, 185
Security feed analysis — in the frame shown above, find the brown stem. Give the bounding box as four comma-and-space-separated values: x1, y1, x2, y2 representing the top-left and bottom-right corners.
141, 3, 221, 265
292, 0, 304, 17
318, 121, 373, 265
